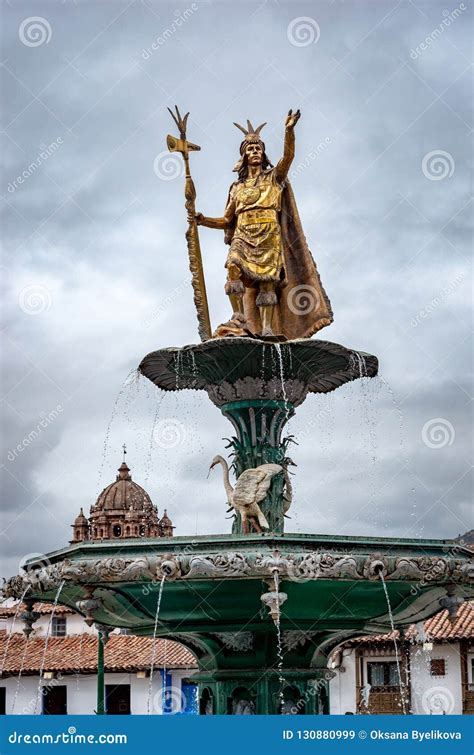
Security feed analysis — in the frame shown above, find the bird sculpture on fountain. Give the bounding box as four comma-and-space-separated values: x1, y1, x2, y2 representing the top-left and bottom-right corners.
209, 455, 288, 534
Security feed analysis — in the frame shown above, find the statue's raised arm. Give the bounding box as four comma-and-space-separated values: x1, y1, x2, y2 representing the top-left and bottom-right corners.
275, 109, 301, 184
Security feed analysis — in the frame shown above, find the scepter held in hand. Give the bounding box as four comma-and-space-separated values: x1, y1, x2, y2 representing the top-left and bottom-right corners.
167, 106, 212, 342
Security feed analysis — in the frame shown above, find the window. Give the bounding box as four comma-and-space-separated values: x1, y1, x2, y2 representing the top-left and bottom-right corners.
42, 686, 67, 714
51, 617, 67, 637
0, 687, 5, 715
139, 525, 146, 537
106, 685, 130, 715
113, 524, 122, 537
367, 662, 399, 688
430, 658, 446, 676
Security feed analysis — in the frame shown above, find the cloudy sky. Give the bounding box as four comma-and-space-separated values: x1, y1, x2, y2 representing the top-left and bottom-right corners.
1, 0, 472, 580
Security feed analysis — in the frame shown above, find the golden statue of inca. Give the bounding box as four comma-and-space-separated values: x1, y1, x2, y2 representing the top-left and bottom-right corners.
192, 109, 333, 340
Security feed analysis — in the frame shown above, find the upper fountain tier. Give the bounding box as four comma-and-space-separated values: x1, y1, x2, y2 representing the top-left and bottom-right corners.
139, 337, 378, 408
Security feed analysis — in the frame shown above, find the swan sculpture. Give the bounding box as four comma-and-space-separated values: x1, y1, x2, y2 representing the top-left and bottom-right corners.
209, 455, 284, 534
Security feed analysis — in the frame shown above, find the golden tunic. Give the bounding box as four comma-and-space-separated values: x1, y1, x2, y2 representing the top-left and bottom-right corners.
226, 169, 285, 284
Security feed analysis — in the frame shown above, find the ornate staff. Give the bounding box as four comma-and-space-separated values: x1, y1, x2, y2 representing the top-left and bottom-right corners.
167, 106, 212, 342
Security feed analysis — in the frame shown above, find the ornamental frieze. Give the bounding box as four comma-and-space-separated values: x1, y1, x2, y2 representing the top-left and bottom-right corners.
2, 551, 473, 599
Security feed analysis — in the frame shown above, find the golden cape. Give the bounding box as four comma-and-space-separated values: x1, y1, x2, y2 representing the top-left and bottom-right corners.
225, 180, 333, 340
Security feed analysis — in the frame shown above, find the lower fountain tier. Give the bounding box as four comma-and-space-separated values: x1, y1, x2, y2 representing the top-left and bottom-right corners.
138, 337, 378, 407
6, 533, 472, 672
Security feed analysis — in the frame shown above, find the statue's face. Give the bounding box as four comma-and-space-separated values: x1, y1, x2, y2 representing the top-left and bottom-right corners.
245, 141, 263, 166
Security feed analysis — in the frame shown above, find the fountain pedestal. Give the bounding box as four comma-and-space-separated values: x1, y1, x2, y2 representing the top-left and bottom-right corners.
139, 337, 378, 534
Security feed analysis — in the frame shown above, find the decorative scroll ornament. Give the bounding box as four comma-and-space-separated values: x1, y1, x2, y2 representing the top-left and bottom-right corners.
282, 630, 317, 651
213, 632, 254, 652
206, 377, 307, 408
186, 553, 250, 579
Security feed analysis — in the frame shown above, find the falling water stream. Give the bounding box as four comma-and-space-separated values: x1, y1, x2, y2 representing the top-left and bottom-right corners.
379, 572, 407, 714
34, 580, 65, 714
162, 637, 169, 713
10, 635, 30, 714
98, 369, 139, 486
147, 575, 166, 715
143, 389, 166, 486
0, 587, 30, 677
375, 375, 418, 526
273, 571, 285, 710
273, 344, 290, 421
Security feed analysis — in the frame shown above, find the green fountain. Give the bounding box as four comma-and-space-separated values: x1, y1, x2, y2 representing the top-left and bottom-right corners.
3, 107, 473, 715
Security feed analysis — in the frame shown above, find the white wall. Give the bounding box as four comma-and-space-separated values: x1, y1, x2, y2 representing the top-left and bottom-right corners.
5, 612, 102, 636
329, 643, 464, 715
410, 642, 462, 715
329, 648, 357, 714
1, 670, 195, 715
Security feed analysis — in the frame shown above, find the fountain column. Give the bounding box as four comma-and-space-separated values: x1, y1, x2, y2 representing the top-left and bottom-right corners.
221, 398, 295, 533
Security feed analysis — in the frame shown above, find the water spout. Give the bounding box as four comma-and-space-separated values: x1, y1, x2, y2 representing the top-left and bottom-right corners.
147, 575, 166, 715
273, 343, 290, 420
273, 570, 285, 710
379, 572, 407, 714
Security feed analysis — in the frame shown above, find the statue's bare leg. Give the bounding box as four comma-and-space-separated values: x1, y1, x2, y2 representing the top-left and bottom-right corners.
256, 281, 277, 337
225, 264, 246, 326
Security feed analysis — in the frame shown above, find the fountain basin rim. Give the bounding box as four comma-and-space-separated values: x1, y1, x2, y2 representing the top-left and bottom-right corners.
138, 336, 379, 401
20, 531, 473, 568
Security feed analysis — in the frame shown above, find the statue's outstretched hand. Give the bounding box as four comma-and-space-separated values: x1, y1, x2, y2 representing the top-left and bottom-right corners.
188, 210, 203, 225
285, 109, 301, 129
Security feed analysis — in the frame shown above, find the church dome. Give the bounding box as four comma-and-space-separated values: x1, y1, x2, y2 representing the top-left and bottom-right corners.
70, 454, 174, 543
91, 462, 153, 513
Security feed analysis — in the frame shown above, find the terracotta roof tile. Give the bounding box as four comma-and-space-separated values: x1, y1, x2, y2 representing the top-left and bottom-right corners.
0, 634, 197, 675
0, 602, 74, 617
344, 600, 474, 647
